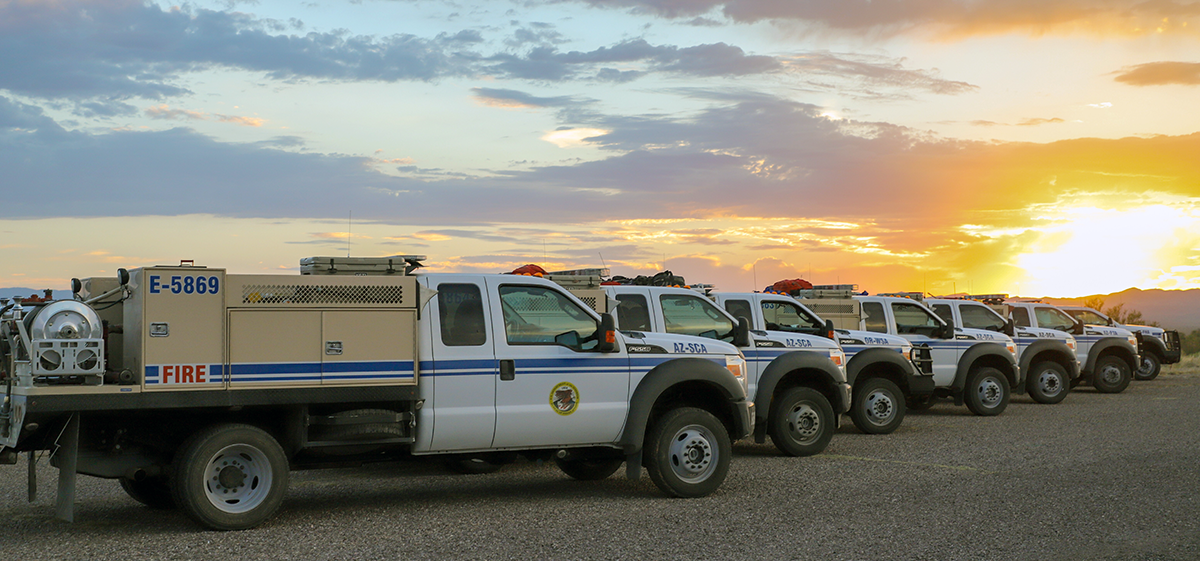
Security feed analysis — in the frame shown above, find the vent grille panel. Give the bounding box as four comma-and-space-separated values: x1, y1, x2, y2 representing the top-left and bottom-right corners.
242, 284, 406, 305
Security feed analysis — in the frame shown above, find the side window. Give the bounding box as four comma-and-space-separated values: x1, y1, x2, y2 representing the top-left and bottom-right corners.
499, 285, 599, 350
1074, 310, 1108, 325
931, 304, 954, 325
960, 304, 1006, 332
615, 294, 652, 331
438, 283, 486, 347
1035, 307, 1076, 332
761, 300, 821, 333
861, 302, 888, 333
724, 299, 753, 324
1012, 307, 1032, 328
891, 302, 941, 336
659, 293, 735, 341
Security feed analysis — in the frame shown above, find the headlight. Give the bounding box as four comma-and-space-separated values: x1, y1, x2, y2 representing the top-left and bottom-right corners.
725, 355, 748, 393
1065, 337, 1077, 350
828, 348, 845, 368
900, 345, 913, 361
1006, 342, 1018, 358
1128, 335, 1138, 347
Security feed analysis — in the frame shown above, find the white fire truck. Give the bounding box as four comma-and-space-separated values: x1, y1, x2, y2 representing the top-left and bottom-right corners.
541, 271, 848, 457
1058, 306, 1181, 381
992, 300, 1139, 394
0, 257, 753, 530
925, 297, 1079, 404
708, 290, 934, 435
796, 292, 1020, 416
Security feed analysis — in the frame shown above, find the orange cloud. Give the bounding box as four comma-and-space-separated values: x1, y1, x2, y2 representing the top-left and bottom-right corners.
1113, 61, 1200, 86
145, 105, 264, 127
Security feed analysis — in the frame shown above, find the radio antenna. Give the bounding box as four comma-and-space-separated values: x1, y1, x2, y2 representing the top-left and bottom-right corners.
347, 211, 352, 258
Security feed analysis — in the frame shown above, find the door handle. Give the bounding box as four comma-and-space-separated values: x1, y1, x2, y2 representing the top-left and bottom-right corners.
500, 359, 515, 381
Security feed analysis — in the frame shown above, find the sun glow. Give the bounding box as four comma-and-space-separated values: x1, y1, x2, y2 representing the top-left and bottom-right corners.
1013, 201, 1200, 297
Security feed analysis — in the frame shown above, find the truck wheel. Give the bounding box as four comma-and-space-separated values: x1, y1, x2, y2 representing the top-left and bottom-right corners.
1093, 355, 1132, 393
171, 424, 289, 531
767, 387, 834, 456
1134, 353, 1161, 381
964, 367, 1009, 416
644, 407, 731, 498
849, 377, 905, 435
119, 476, 175, 509
555, 457, 623, 481
1027, 361, 1070, 404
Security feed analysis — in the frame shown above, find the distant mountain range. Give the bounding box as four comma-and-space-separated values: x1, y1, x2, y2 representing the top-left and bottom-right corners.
0, 287, 69, 301
1044, 288, 1200, 332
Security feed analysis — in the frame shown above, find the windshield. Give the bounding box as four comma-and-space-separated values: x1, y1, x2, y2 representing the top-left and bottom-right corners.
659, 293, 735, 342
1034, 307, 1076, 332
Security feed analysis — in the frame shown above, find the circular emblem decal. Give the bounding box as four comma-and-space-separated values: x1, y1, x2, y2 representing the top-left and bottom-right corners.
550, 382, 580, 416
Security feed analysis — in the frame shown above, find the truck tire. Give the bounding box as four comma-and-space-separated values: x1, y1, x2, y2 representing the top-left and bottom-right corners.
964, 366, 1009, 416
555, 457, 623, 481
1026, 361, 1070, 404
644, 407, 731, 498
1093, 355, 1132, 393
119, 476, 175, 510
1135, 353, 1161, 381
849, 377, 905, 435
171, 424, 289, 531
767, 387, 834, 456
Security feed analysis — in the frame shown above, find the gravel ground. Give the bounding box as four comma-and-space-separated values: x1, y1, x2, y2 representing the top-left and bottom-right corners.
2, 373, 1198, 560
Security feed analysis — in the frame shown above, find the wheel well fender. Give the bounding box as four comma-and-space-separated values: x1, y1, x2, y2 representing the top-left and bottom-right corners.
952, 343, 1019, 393
846, 347, 915, 389
1083, 339, 1139, 374
1138, 335, 1167, 360
753, 351, 845, 421
618, 357, 748, 455
1019, 340, 1079, 380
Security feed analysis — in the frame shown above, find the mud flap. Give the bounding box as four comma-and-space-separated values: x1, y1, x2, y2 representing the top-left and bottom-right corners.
624, 451, 641, 481
51, 413, 79, 523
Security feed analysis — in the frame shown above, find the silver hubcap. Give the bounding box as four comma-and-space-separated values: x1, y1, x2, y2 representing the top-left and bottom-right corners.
1139, 358, 1154, 374
977, 377, 1003, 407
1100, 364, 1123, 385
863, 390, 896, 426
1038, 370, 1062, 396
787, 402, 821, 444
204, 444, 272, 513
667, 424, 717, 483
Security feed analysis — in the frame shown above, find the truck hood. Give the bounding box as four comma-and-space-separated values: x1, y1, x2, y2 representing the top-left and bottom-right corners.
955, 327, 1014, 344
1015, 326, 1074, 341
835, 329, 910, 349
751, 329, 841, 351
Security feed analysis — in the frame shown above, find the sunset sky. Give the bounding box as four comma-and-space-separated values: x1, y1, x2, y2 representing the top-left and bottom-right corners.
2, 0, 1199, 297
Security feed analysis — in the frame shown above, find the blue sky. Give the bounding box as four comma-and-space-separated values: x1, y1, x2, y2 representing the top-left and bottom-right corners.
2, 0, 1199, 296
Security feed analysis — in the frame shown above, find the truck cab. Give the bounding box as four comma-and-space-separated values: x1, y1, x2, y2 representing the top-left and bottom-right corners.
852, 295, 1020, 416
710, 291, 933, 435
1058, 306, 1181, 380
926, 297, 1079, 404
599, 285, 849, 457
998, 301, 1139, 394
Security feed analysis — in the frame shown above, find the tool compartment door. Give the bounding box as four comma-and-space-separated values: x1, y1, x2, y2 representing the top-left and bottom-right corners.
228, 310, 323, 386
321, 310, 416, 385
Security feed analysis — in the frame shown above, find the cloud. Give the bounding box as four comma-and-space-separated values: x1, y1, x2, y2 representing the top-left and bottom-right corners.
480, 39, 783, 82
571, 0, 1200, 39
782, 52, 978, 96
1113, 61, 1200, 86
471, 88, 584, 109
144, 104, 265, 126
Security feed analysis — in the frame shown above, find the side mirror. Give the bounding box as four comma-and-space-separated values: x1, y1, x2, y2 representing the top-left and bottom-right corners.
938, 322, 955, 339
1004, 318, 1015, 337
824, 319, 837, 340
733, 317, 751, 348
597, 313, 618, 353
1072, 321, 1084, 335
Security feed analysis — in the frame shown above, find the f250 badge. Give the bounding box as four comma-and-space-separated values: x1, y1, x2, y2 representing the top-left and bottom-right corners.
550, 382, 580, 415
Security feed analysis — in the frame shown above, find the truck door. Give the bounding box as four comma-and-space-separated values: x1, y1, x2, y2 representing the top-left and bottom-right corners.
427, 280, 499, 451
887, 300, 959, 387
486, 279, 630, 448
